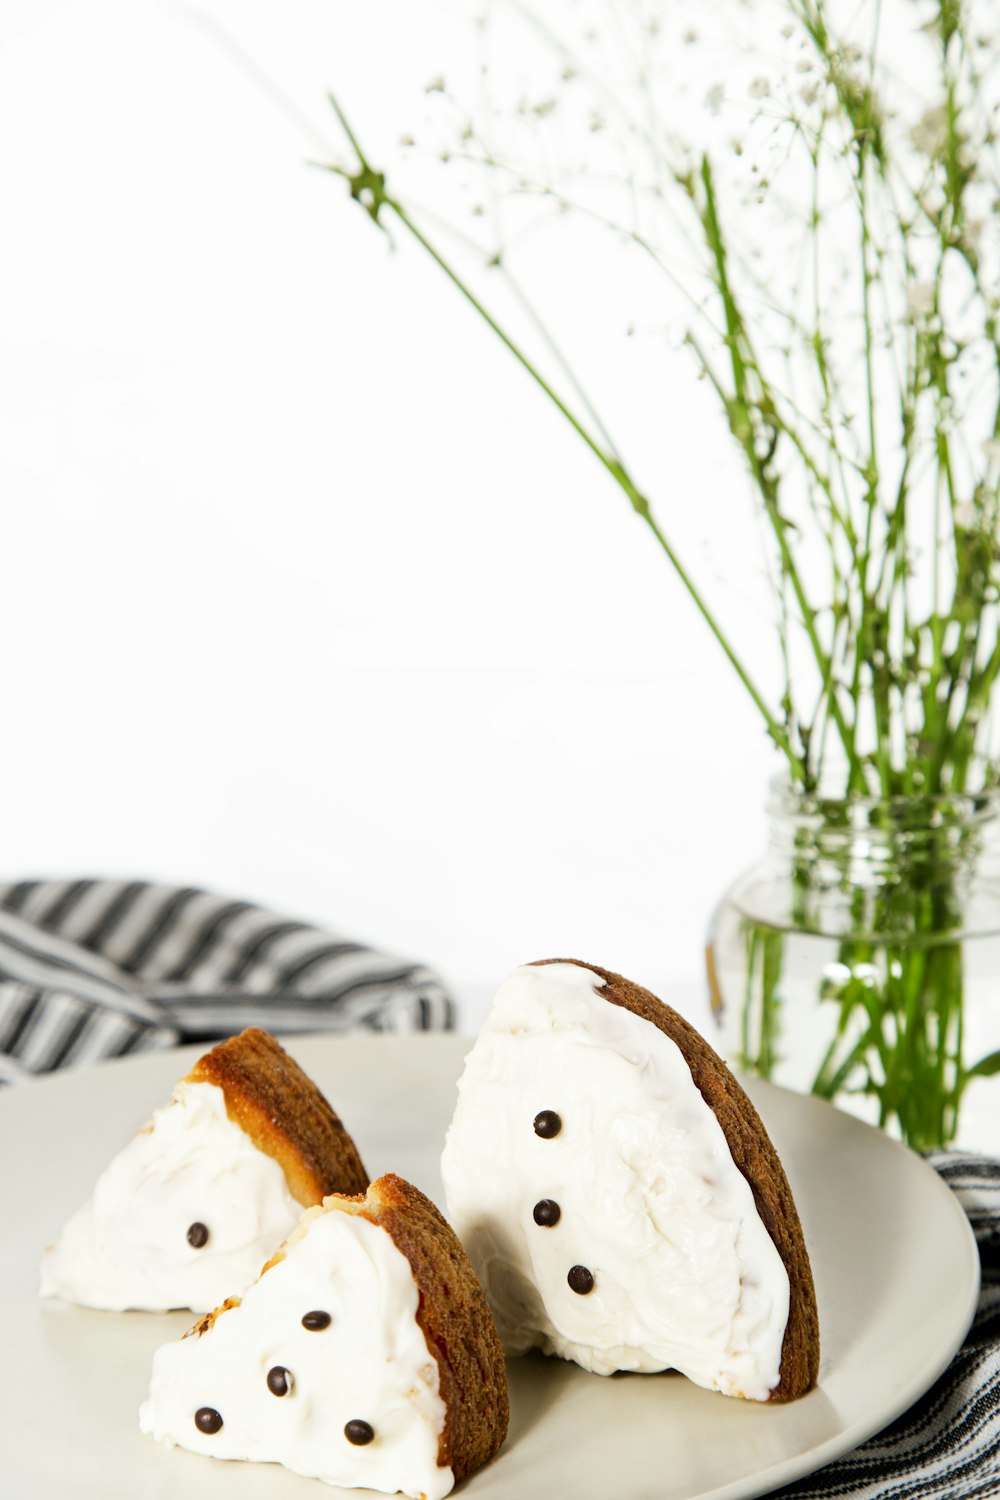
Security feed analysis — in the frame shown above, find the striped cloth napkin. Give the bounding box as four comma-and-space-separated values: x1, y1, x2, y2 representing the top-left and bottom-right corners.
0, 878, 454, 1085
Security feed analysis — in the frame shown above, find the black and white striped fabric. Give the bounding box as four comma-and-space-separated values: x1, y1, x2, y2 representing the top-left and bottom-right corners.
0, 878, 454, 1084
773, 1152, 999, 1500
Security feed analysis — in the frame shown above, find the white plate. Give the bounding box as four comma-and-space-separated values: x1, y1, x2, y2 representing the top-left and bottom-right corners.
0, 1034, 980, 1500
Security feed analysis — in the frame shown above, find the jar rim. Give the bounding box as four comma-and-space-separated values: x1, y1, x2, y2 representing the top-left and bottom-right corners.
768, 764, 1000, 828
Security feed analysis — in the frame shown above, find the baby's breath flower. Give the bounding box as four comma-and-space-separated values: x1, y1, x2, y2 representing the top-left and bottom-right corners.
906, 281, 937, 319
331, 0, 1000, 931
911, 104, 949, 157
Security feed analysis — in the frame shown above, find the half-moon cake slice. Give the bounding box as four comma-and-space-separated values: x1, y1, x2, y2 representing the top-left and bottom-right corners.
440, 960, 819, 1402
140, 1174, 510, 1500
40, 1027, 369, 1313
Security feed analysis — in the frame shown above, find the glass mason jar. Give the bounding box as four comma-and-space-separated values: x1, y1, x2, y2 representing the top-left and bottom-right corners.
707, 777, 1000, 1153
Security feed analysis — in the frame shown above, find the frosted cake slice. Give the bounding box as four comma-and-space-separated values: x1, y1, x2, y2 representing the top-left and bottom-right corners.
441, 959, 819, 1402
41, 1027, 368, 1312
140, 1174, 509, 1500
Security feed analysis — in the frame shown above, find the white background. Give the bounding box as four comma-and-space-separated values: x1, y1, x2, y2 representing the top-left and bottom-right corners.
0, 0, 795, 1029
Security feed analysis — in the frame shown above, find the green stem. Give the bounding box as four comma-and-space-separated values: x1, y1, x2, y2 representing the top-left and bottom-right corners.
322, 98, 805, 778
696, 158, 863, 788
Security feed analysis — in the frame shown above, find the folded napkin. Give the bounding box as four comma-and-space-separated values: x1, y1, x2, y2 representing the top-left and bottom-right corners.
773, 1152, 999, 1500
0, 878, 454, 1085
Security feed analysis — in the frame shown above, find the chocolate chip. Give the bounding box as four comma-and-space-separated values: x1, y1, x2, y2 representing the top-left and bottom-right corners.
301, 1310, 331, 1331
568, 1264, 594, 1295
195, 1407, 223, 1434
533, 1110, 562, 1138
186, 1222, 209, 1249
533, 1199, 561, 1227
344, 1419, 375, 1446
266, 1366, 293, 1397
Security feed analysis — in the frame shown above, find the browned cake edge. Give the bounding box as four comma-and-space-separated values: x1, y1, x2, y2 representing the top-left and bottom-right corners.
533, 958, 820, 1402
187, 1175, 510, 1484
186, 1294, 243, 1340
359, 1173, 510, 1483
185, 1027, 369, 1206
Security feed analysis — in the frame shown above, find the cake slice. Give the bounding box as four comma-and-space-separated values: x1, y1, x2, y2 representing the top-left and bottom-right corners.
441, 960, 819, 1402
140, 1174, 510, 1500
40, 1027, 369, 1313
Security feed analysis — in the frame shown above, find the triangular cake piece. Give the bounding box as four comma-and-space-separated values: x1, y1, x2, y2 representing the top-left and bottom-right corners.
41, 1027, 369, 1313
441, 960, 819, 1402
140, 1173, 509, 1500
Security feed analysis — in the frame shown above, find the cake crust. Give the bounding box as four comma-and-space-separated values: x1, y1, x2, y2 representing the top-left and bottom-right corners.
185, 1028, 369, 1206
533, 959, 820, 1402
358, 1174, 510, 1483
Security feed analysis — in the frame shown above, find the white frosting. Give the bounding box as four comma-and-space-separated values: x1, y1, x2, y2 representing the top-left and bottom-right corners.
440, 963, 790, 1400
140, 1202, 452, 1500
40, 1081, 301, 1312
